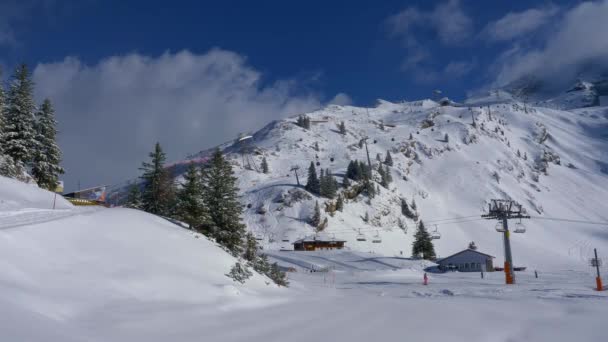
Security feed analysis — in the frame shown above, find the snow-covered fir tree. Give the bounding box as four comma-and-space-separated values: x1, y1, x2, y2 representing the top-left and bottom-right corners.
125, 183, 143, 209
338, 121, 346, 135
200, 149, 246, 256
3, 64, 37, 167
175, 163, 207, 229
305, 161, 320, 195
384, 150, 393, 166
412, 220, 435, 260
31, 99, 64, 190
261, 157, 269, 174
139, 142, 176, 216
310, 201, 321, 227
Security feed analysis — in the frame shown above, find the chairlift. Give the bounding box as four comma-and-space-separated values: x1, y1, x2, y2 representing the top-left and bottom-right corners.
356, 229, 367, 241
372, 231, 382, 243
431, 225, 441, 240
495, 222, 506, 232
514, 219, 526, 233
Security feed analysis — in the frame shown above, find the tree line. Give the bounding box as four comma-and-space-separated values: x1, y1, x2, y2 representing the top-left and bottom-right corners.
126, 143, 287, 286
0, 65, 64, 190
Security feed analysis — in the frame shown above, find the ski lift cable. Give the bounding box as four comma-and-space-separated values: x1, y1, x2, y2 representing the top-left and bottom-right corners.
529, 216, 608, 226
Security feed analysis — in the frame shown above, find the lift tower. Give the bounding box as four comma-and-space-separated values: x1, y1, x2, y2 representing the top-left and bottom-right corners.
482, 200, 530, 284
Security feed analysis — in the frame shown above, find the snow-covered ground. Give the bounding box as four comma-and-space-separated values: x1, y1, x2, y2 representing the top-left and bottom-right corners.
2, 175, 608, 341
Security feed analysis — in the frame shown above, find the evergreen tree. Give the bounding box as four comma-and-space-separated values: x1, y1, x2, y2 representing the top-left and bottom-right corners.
310, 201, 321, 227
200, 149, 246, 256
411, 199, 417, 211
305, 161, 320, 195
376, 153, 382, 162
384, 150, 393, 166
3, 64, 36, 166
140, 142, 175, 216
335, 195, 344, 212
401, 198, 416, 220
409, 133, 413, 140
243, 233, 258, 263
0, 67, 5, 151
338, 121, 346, 135
31, 99, 64, 190
176, 163, 207, 229
379, 163, 389, 188
363, 211, 369, 223
125, 183, 143, 209
314, 141, 319, 152
444, 133, 449, 142
342, 174, 350, 188
320, 168, 337, 198
379, 121, 385, 131
468, 241, 478, 250
261, 157, 269, 174
517, 150, 521, 158
385, 165, 392, 184
226, 262, 252, 284
269, 262, 289, 287
412, 220, 435, 260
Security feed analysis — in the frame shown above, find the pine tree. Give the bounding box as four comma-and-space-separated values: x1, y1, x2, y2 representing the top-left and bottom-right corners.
31, 99, 64, 190
379, 163, 389, 188
261, 157, 269, 174
176, 163, 207, 229
444, 133, 449, 142
335, 195, 344, 212
342, 175, 350, 188
379, 121, 385, 131
385, 165, 392, 184
125, 183, 143, 209
200, 149, 246, 256
3, 64, 36, 166
226, 262, 252, 284
310, 201, 321, 227
412, 220, 435, 260
269, 262, 289, 287
411, 199, 417, 211
468, 241, 477, 250
314, 141, 319, 152
384, 150, 393, 166
338, 121, 346, 135
517, 150, 521, 158
363, 211, 369, 223
243, 233, 258, 263
0, 67, 5, 151
320, 168, 337, 199
401, 198, 416, 220
140, 142, 176, 216
305, 161, 320, 195
409, 133, 413, 140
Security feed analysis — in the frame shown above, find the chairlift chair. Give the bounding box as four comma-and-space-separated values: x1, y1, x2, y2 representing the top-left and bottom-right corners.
431, 225, 441, 240
356, 229, 367, 242
495, 222, 506, 232
372, 231, 382, 243
514, 220, 526, 233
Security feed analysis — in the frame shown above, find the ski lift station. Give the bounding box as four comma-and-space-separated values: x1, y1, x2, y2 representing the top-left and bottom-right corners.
436, 249, 495, 272
292, 234, 346, 251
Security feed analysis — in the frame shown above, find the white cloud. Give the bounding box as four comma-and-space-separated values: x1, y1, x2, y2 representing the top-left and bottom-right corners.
483, 6, 559, 42
328, 93, 353, 106
492, 0, 608, 87
33, 49, 324, 190
387, 0, 473, 46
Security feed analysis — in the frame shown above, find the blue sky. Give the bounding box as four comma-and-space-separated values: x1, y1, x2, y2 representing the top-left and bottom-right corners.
1, 0, 606, 190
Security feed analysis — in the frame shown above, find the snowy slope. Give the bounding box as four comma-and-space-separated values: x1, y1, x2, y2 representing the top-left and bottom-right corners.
0, 175, 72, 211
174, 94, 608, 271
0, 178, 279, 340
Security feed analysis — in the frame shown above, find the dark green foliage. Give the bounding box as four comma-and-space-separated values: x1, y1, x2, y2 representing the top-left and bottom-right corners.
363, 211, 369, 223
342, 175, 350, 188
338, 121, 346, 135
335, 195, 344, 212
401, 198, 417, 220
379, 163, 392, 189
243, 233, 258, 263
411, 199, 417, 211
3, 64, 36, 166
261, 157, 269, 174
314, 141, 319, 152
125, 184, 143, 209
346, 160, 371, 182
296, 115, 311, 129
412, 220, 435, 260
200, 149, 246, 256
384, 151, 393, 166
140, 142, 176, 216
269, 262, 289, 287
319, 168, 338, 198
409, 133, 413, 140
176, 163, 208, 229
310, 201, 321, 227
226, 262, 252, 284
31, 99, 64, 190
444, 133, 449, 142
305, 162, 320, 195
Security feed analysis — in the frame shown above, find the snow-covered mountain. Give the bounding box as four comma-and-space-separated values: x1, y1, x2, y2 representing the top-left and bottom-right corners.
159, 88, 608, 270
